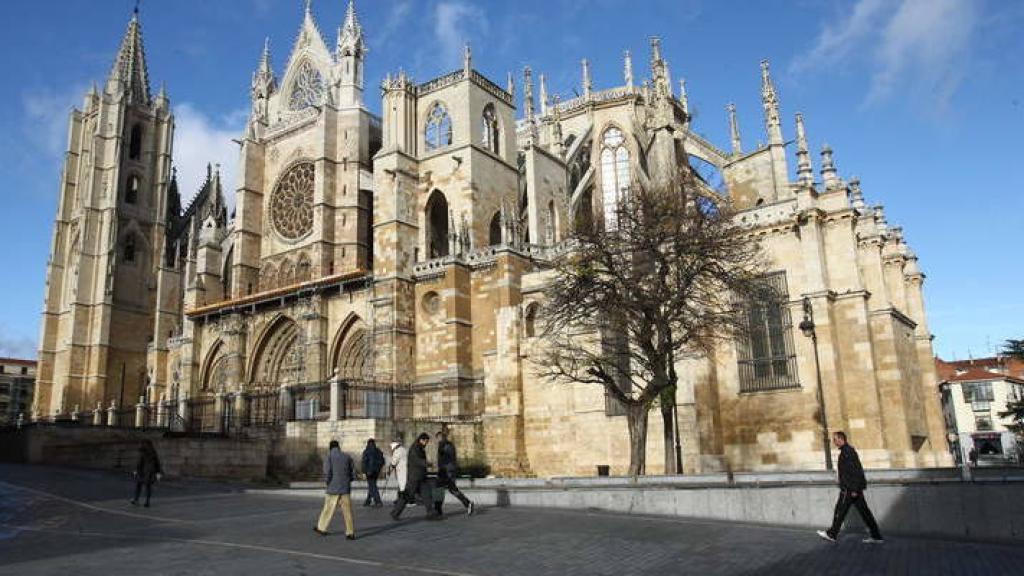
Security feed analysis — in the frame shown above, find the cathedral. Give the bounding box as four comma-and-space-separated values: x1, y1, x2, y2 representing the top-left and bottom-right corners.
34, 2, 952, 477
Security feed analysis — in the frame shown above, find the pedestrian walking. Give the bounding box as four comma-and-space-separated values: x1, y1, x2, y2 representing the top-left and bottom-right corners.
130, 439, 162, 508
968, 447, 978, 467
435, 431, 474, 516
388, 440, 408, 505
314, 440, 356, 540
361, 438, 385, 507
390, 433, 440, 521
817, 431, 884, 544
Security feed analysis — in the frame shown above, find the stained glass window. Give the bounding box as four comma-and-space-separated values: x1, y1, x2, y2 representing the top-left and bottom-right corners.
600, 127, 630, 230
270, 163, 315, 241
425, 103, 452, 151
288, 61, 325, 111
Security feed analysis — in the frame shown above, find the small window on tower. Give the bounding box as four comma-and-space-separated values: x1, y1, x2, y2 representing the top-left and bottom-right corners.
126, 175, 140, 204
129, 124, 143, 160
123, 236, 136, 263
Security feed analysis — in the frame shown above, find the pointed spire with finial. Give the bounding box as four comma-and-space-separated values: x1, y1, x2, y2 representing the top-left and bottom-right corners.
849, 177, 866, 210
337, 0, 365, 56
551, 94, 565, 158
649, 37, 670, 99
624, 50, 634, 89
678, 78, 689, 117
107, 7, 151, 105
463, 43, 472, 75
728, 103, 742, 155
539, 73, 549, 116
523, 66, 535, 121
507, 71, 515, 100
795, 113, 813, 186
581, 59, 592, 99
820, 144, 838, 189
761, 59, 783, 145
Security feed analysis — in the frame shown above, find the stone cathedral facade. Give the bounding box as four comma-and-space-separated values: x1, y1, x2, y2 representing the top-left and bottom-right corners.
35, 3, 951, 477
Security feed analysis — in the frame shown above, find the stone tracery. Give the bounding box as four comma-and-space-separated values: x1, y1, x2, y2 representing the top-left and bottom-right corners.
270, 162, 314, 241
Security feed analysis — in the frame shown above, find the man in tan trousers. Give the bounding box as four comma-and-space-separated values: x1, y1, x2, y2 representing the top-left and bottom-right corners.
314, 439, 356, 539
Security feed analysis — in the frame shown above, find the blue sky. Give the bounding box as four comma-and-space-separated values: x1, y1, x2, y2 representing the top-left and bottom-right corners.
0, 0, 1021, 361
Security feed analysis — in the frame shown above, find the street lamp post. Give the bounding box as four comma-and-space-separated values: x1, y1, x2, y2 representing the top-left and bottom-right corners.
799, 296, 833, 471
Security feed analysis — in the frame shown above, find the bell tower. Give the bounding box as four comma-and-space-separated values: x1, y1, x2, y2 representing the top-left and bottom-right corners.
35, 7, 174, 418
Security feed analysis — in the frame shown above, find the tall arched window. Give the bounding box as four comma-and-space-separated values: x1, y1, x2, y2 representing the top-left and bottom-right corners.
425, 103, 452, 151
489, 211, 502, 246
123, 235, 136, 263
547, 200, 558, 243
128, 124, 143, 160
425, 190, 449, 258
600, 127, 630, 230
125, 175, 140, 204
481, 103, 499, 154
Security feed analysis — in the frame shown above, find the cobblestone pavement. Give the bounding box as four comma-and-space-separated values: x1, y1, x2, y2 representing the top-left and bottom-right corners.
0, 463, 1020, 576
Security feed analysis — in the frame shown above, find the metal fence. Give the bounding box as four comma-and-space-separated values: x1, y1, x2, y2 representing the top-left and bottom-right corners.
290, 382, 330, 421
338, 380, 413, 420
187, 397, 217, 434
246, 389, 281, 427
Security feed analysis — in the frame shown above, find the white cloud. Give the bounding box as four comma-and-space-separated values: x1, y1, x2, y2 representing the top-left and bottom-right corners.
0, 326, 37, 360
21, 84, 90, 157
172, 104, 246, 214
791, 0, 977, 111
435, 1, 489, 70
376, 0, 413, 47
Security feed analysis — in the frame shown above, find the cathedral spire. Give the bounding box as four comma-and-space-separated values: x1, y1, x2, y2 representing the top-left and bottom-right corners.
523, 66, 535, 121
649, 37, 670, 99
728, 103, 742, 155
795, 113, 813, 186
581, 59, 593, 99
107, 8, 151, 105
678, 78, 689, 116
761, 59, 783, 145
624, 50, 634, 89
539, 73, 549, 116
251, 38, 276, 123
507, 72, 515, 100
336, 0, 365, 56
463, 43, 472, 75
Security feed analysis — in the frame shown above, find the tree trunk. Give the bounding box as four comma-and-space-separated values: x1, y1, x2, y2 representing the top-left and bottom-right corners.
626, 403, 649, 476
660, 387, 676, 474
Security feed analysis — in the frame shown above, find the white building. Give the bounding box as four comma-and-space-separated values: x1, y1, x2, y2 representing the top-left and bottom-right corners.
938, 357, 1024, 465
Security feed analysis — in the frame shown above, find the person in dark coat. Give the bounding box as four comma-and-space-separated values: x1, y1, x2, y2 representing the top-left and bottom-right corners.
434, 431, 474, 516
817, 431, 884, 544
130, 439, 162, 508
390, 433, 440, 521
361, 438, 385, 507
314, 440, 356, 539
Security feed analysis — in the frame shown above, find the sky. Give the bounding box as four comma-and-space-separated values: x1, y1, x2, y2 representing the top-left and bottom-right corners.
0, 0, 1021, 361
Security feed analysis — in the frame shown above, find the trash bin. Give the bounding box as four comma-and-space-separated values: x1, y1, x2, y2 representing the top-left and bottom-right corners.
596, 465, 610, 477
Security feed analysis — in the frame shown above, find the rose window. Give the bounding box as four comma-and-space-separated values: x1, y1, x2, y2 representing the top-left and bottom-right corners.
270, 162, 315, 240
288, 61, 325, 111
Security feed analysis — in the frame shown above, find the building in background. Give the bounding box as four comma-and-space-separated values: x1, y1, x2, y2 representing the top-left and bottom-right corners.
937, 356, 1024, 465
33, 2, 951, 476
0, 358, 36, 426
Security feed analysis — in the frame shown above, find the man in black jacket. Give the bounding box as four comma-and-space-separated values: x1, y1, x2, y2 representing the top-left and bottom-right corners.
390, 433, 440, 520
817, 431, 884, 544
435, 431, 474, 516
361, 438, 385, 507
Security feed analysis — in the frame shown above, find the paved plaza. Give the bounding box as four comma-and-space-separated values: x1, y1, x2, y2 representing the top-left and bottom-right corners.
0, 463, 1020, 576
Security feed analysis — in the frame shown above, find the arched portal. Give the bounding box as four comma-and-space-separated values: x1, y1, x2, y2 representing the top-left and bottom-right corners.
331, 315, 371, 381
248, 315, 304, 389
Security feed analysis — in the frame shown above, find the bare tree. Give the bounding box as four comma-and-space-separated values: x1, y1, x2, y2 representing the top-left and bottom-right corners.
537, 170, 766, 476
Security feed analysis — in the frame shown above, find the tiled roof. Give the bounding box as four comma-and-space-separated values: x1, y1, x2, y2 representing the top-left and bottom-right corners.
940, 366, 1024, 385
0, 357, 36, 366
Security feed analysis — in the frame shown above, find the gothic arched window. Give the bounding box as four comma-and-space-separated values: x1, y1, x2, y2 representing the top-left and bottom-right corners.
288, 60, 326, 111
129, 124, 143, 160
600, 127, 630, 230
481, 103, 499, 154
125, 175, 140, 204
489, 211, 502, 246
425, 103, 452, 151
123, 235, 136, 263
425, 190, 449, 259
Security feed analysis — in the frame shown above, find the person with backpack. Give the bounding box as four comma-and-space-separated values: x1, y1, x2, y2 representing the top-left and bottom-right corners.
435, 430, 474, 516
361, 438, 385, 507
